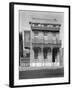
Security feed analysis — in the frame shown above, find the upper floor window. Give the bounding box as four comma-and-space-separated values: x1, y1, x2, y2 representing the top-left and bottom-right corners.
44, 32, 48, 36
34, 31, 39, 36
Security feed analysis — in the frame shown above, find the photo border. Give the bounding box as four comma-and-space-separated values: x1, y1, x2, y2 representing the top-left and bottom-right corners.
9, 2, 70, 88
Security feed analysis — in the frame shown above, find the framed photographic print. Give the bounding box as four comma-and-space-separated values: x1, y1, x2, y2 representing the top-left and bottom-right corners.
9, 2, 70, 87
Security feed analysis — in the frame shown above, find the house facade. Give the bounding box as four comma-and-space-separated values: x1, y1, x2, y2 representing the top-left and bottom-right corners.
19, 16, 64, 71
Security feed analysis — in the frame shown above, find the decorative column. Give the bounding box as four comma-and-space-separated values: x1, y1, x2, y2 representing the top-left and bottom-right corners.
47, 47, 52, 66
30, 30, 35, 67
30, 48, 35, 67
59, 48, 64, 67
37, 47, 43, 66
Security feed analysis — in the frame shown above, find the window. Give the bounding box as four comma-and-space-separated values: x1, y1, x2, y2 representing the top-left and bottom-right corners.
44, 32, 48, 36
34, 31, 39, 36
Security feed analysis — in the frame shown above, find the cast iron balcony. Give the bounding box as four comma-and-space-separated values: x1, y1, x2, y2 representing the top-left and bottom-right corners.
30, 23, 61, 32
32, 37, 61, 48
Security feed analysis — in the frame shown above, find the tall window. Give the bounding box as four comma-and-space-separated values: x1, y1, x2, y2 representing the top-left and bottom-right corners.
33, 48, 39, 59
24, 31, 31, 48
24, 31, 30, 42
43, 48, 48, 59
34, 31, 39, 36
52, 47, 59, 62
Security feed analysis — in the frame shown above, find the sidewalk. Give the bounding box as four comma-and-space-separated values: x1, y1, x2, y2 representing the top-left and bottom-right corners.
19, 67, 64, 79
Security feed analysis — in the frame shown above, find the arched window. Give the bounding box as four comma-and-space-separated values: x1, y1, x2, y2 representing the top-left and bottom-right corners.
52, 47, 59, 62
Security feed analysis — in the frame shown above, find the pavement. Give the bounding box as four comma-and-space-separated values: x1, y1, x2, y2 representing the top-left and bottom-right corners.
19, 67, 64, 79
